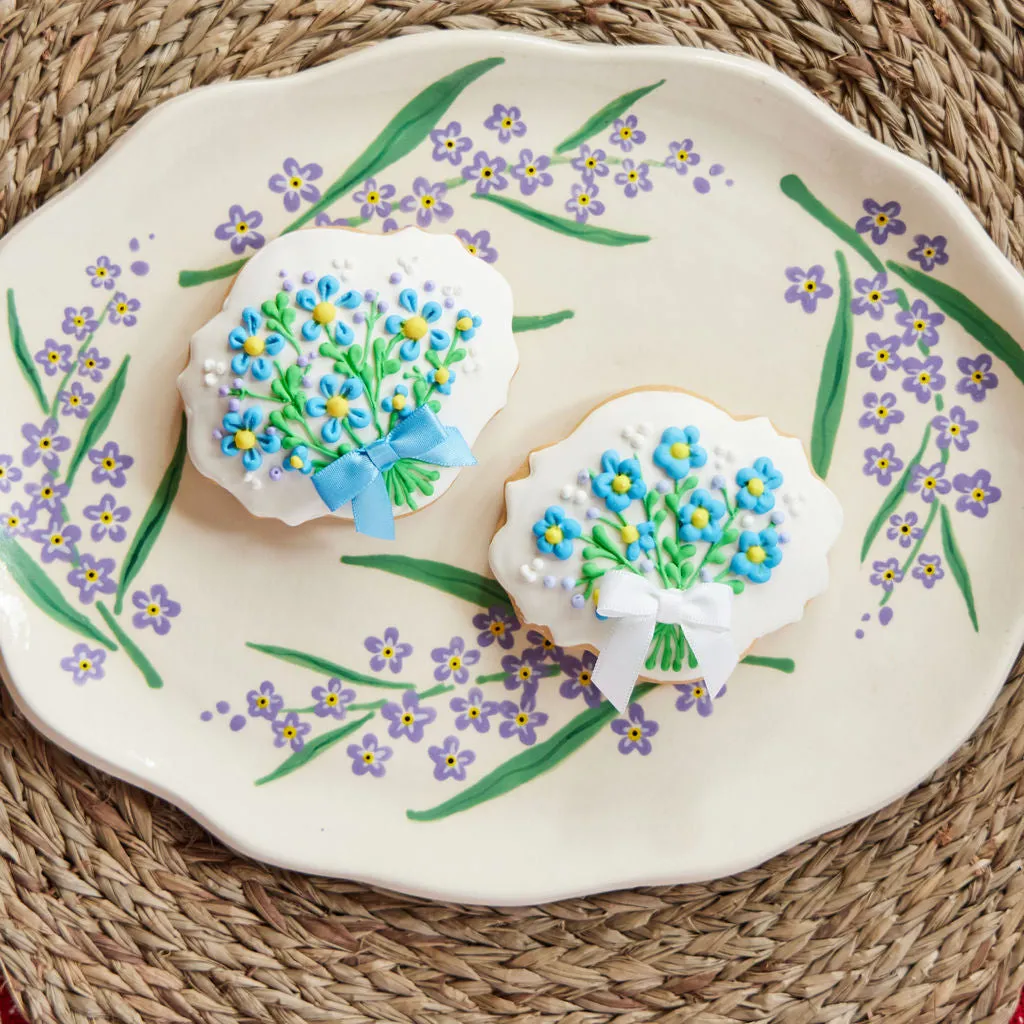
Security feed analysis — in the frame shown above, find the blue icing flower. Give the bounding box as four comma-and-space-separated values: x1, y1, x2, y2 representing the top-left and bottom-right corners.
385, 289, 449, 359
678, 488, 727, 543
532, 506, 581, 560
730, 528, 782, 584
305, 374, 370, 443
455, 308, 483, 341
592, 450, 646, 513
652, 425, 706, 480
282, 444, 313, 475
228, 307, 285, 381
735, 457, 784, 513
622, 520, 656, 561
428, 367, 456, 395
220, 406, 281, 471
295, 274, 359, 344
381, 383, 414, 418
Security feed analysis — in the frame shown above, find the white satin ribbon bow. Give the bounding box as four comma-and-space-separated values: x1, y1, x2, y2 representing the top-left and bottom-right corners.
592, 570, 738, 711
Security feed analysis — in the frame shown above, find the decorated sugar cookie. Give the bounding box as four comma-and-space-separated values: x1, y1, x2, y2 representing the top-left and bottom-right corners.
178, 228, 516, 536
489, 389, 844, 709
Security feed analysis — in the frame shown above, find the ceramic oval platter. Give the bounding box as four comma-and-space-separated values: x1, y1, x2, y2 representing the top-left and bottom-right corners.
1, 31, 1022, 905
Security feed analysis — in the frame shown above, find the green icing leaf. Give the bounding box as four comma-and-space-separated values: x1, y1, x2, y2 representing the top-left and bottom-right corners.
256, 713, 375, 786
64, 355, 130, 488
724, 577, 745, 596
719, 529, 738, 546
554, 81, 666, 154
678, 543, 697, 559
6, 289, 48, 415
939, 503, 979, 631
246, 642, 416, 688
705, 548, 728, 565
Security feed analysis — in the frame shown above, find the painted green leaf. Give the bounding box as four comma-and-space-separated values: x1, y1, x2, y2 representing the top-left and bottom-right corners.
114, 413, 187, 614
246, 642, 416, 689
887, 260, 1024, 387
408, 684, 657, 821
939, 503, 979, 631
554, 80, 666, 154
96, 601, 162, 688
64, 355, 130, 488
779, 175, 884, 273
809, 250, 854, 479
0, 536, 116, 650
6, 289, 48, 415
511, 310, 576, 333
256, 712, 375, 786
340, 554, 513, 611
860, 425, 931, 562
740, 655, 795, 673
472, 193, 650, 247
178, 257, 248, 290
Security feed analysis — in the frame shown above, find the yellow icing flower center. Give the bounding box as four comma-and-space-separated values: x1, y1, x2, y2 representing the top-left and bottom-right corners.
868, 290, 881, 302
325, 395, 350, 419
391, 393, 407, 411
289, 454, 305, 469
234, 429, 257, 451
402, 315, 428, 340
544, 525, 564, 546
690, 507, 710, 529
620, 524, 640, 545
611, 473, 632, 494
243, 335, 265, 356
669, 441, 690, 459
456, 316, 474, 332
312, 301, 336, 325
746, 545, 767, 565
433, 368, 450, 385
746, 477, 765, 497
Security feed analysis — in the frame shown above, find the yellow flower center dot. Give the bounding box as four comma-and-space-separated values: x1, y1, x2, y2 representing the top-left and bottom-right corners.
325, 693, 338, 706
73, 316, 85, 327
6, 517, 17, 528
628, 727, 642, 741
949, 424, 960, 435
433, 368, 450, 385
421, 195, 434, 208
456, 316, 474, 332
490, 623, 504, 636
746, 545, 767, 565
611, 473, 632, 494
363, 751, 374, 764
868, 290, 881, 302
70, 395, 80, 406
924, 565, 935, 575
445, 140, 455, 149
367, 191, 380, 204
391, 393, 406, 410
804, 281, 816, 292
579, 672, 591, 686
502, 117, 513, 129
236, 222, 248, 234
234, 429, 256, 451
877, 458, 889, 470
96, 268, 107, 277
50, 534, 63, 547
544, 525, 564, 546
102, 457, 115, 469
401, 712, 414, 726
914, 320, 926, 331
468, 707, 480, 718
692, 686, 705, 698
481, 168, 493, 179
312, 301, 336, 325
465, 245, 478, 256
526, 165, 537, 176
877, 351, 888, 362
918, 372, 931, 385
746, 477, 765, 497
877, 407, 888, 418
586, 158, 597, 169
41, 487, 53, 499
972, 371, 984, 383
620, 524, 640, 545
619, 127, 632, 139
690, 507, 710, 529
875, 213, 888, 226
48, 352, 59, 363
924, 248, 935, 257
518, 667, 532, 681
85, 570, 98, 582
677, 150, 688, 161
669, 441, 690, 460
289, 454, 304, 469
116, 304, 127, 314
79, 659, 92, 672
449, 656, 462, 671
147, 604, 161, 617
325, 395, 350, 419
446, 755, 457, 766
402, 315, 428, 340
628, 171, 638, 182
516, 713, 529, 726
923, 477, 937, 490
972, 488, 985, 502
243, 335, 265, 356
257, 696, 269, 708
39, 438, 51, 450
900, 524, 910, 534
578, 193, 590, 206
382, 647, 394, 658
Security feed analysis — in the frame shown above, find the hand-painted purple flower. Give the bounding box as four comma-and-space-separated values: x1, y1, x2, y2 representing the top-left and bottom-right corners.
214, 204, 265, 254
526, 628, 563, 661
86, 255, 120, 290
908, 461, 951, 503
108, 291, 140, 327
851, 273, 898, 319
855, 332, 902, 381
272, 711, 311, 752
472, 606, 520, 649
35, 338, 73, 377
247, 680, 283, 719
953, 469, 1001, 518
400, 176, 454, 226
60, 643, 106, 684
381, 689, 436, 742
382, 218, 400, 233
430, 635, 480, 684
614, 158, 652, 198
784, 266, 833, 313
312, 677, 356, 719
82, 493, 129, 543
455, 228, 498, 263
429, 120, 473, 164
365, 626, 413, 673
0, 454, 21, 494
894, 301, 944, 349
510, 149, 553, 196
461, 152, 508, 195
21, 419, 69, 471
268, 157, 322, 212
565, 182, 605, 224
58, 381, 95, 419
610, 702, 658, 755
2, 501, 34, 538
429, 735, 475, 781
30, 515, 80, 563
912, 553, 944, 588
501, 648, 544, 694
956, 354, 998, 402
887, 510, 922, 547
665, 138, 700, 174
347, 733, 392, 777
484, 103, 526, 143
88, 441, 133, 487
558, 650, 602, 708
855, 198, 906, 244
24, 477, 68, 516
131, 584, 181, 635
863, 443, 903, 486
67, 554, 117, 604
572, 144, 609, 182
870, 557, 904, 591
61, 306, 98, 340
78, 347, 110, 382
609, 114, 645, 151
901, 354, 945, 402
675, 681, 714, 717
352, 177, 396, 219
450, 687, 499, 733
498, 692, 548, 746
858, 392, 904, 434
908, 234, 949, 271
932, 405, 977, 452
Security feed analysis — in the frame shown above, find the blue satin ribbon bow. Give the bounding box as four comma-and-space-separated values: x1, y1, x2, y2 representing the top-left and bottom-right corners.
312, 406, 476, 540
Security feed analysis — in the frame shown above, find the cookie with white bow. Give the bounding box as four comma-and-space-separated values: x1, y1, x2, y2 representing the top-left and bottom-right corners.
488, 388, 843, 710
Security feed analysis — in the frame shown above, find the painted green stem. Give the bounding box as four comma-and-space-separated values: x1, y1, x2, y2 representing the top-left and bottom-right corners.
6, 289, 48, 414
879, 500, 939, 608
740, 655, 795, 673
246, 641, 416, 689
96, 602, 163, 689
50, 309, 109, 419
255, 713, 375, 786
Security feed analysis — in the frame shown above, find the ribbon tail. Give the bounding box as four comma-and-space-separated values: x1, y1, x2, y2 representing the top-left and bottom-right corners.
684, 627, 738, 699
416, 425, 477, 469
592, 613, 657, 712
350, 474, 396, 541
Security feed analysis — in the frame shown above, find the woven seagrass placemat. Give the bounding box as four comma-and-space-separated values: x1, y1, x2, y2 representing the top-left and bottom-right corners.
2, 2, 1024, 1021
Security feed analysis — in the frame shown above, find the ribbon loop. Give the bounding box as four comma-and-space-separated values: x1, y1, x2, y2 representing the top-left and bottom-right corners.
592, 570, 738, 711
312, 406, 476, 540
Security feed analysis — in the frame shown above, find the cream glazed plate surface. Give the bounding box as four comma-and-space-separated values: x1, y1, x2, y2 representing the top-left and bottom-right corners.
0, 32, 1022, 904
